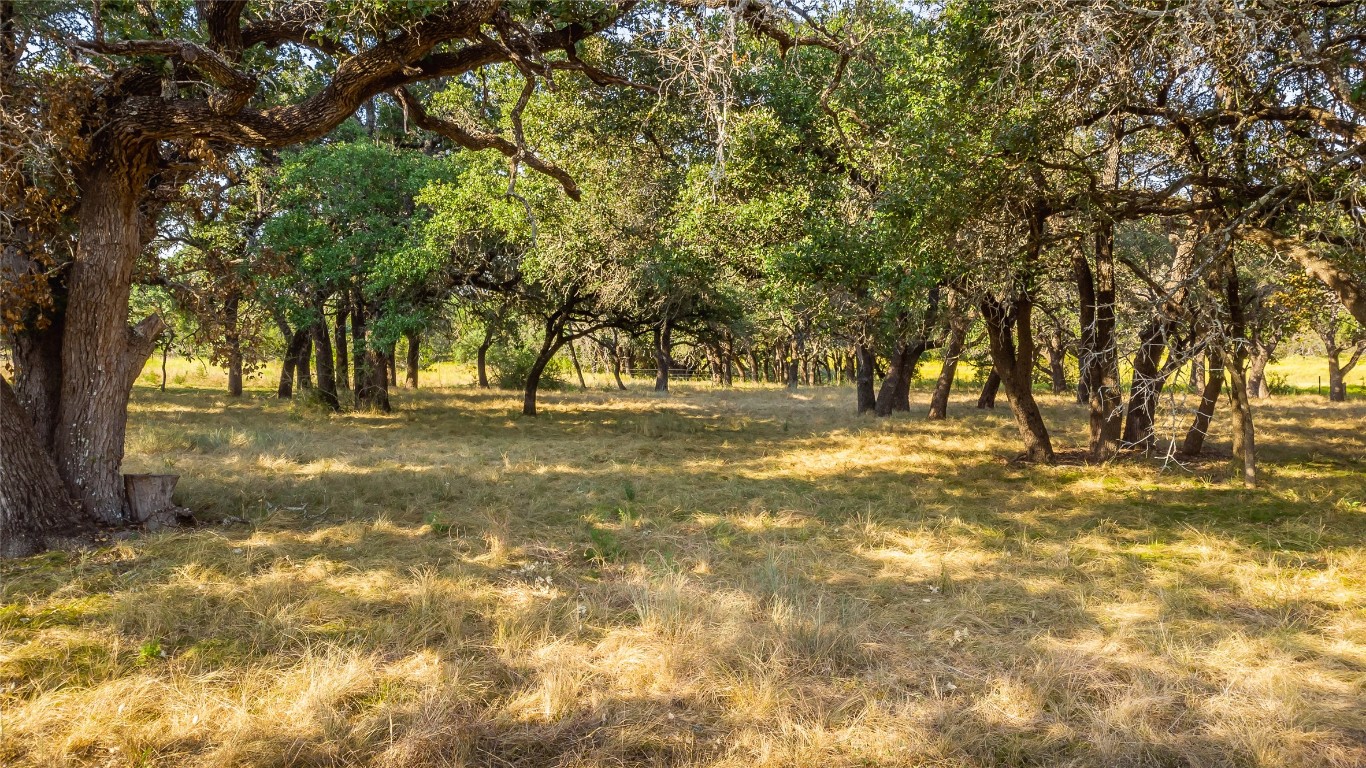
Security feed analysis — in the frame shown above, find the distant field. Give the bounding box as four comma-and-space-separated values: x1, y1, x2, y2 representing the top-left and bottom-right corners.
140, 352, 1366, 399
3, 366, 1363, 767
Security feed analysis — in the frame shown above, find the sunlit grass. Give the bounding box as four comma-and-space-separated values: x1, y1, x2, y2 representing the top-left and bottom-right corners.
3, 368, 1364, 767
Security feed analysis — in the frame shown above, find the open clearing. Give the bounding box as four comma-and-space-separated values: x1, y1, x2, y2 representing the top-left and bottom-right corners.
2, 372, 1364, 768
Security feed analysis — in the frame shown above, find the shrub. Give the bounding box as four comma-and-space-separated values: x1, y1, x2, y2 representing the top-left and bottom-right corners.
488, 345, 568, 391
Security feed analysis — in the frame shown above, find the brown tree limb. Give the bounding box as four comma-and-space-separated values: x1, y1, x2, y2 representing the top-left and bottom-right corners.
392, 87, 581, 200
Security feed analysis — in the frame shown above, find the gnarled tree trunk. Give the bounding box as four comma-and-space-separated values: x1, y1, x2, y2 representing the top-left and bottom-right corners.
1, 376, 85, 557
981, 294, 1053, 463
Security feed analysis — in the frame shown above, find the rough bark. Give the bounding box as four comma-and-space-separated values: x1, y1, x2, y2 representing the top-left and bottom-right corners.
54, 159, 167, 522
1247, 347, 1273, 399
1045, 327, 1069, 395
1, 376, 85, 557
1121, 322, 1167, 449
9, 313, 65, 448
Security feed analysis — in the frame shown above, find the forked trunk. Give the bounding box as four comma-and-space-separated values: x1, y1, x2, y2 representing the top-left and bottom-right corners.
981, 296, 1053, 462
524, 317, 568, 416
277, 328, 309, 399
875, 341, 925, 416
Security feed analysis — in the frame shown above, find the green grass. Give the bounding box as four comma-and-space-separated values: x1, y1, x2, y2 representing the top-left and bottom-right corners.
2, 369, 1364, 767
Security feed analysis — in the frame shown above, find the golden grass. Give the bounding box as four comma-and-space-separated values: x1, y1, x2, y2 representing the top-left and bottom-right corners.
2, 369, 1365, 767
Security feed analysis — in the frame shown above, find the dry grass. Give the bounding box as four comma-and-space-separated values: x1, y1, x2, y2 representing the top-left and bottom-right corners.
3, 368, 1365, 767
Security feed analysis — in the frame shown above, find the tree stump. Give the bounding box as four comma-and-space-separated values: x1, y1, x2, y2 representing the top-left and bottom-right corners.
123, 474, 193, 531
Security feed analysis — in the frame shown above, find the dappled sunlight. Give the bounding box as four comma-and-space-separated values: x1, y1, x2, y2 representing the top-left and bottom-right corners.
3, 381, 1365, 766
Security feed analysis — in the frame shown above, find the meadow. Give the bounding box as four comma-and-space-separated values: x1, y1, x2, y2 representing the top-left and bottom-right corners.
1, 362, 1364, 767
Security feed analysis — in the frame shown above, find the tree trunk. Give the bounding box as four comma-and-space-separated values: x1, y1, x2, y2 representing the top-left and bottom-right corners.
386, 341, 398, 387
310, 308, 339, 411
352, 298, 389, 412
981, 296, 1053, 462
1247, 348, 1272, 399
977, 371, 1000, 409
1076, 229, 1123, 462
334, 299, 349, 390
567, 333, 586, 389
1182, 350, 1224, 456
1121, 322, 1168, 449
1, 376, 85, 557
524, 317, 568, 417
404, 330, 420, 389
296, 333, 312, 390
277, 327, 308, 399
1222, 267, 1257, 488
477, 321, 494, 388
1046, 328, 1069, 395
54, 159, 167, 521
855, 343, 877, 414
875, 341, 925, 416
654, 319, 672, 393
928, 313, 968, 420
1328, 353, 1346, 401
225, 293, 243, 397
161, 341, 169, 392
